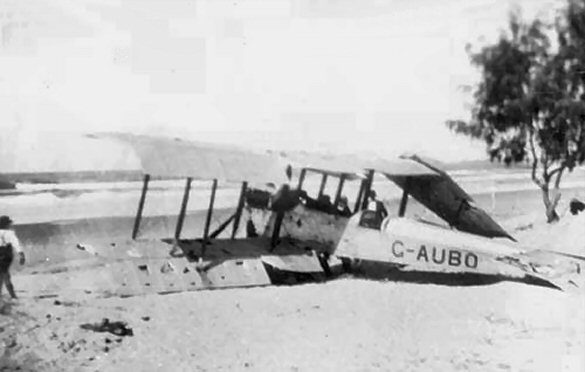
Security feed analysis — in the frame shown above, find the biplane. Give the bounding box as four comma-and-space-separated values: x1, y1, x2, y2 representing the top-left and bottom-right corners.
40, 133, 581, 298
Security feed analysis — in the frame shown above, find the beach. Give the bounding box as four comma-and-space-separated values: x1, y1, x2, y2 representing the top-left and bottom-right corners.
3, 0, 584, 370
1, 168, 585, 371
2, 278, 584, 372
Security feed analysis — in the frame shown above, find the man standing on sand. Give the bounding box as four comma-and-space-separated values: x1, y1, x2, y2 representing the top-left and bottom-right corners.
0, 216, 25, 300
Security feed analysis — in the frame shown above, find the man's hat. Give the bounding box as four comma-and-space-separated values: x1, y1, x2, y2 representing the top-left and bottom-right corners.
0, 215, 13, 229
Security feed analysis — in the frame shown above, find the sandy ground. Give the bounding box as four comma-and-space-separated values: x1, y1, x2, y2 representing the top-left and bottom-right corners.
1, 279, 583, 371
1, 188, 585, 371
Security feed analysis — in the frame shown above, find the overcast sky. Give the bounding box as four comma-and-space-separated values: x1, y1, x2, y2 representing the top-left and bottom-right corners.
0, 0, 561, 171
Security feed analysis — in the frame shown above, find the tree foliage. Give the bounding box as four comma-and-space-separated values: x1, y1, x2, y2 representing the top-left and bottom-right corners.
446, 0, 585, 222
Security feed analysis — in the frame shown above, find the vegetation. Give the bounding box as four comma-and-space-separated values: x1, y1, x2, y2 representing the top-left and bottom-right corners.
446, 0, 585, 222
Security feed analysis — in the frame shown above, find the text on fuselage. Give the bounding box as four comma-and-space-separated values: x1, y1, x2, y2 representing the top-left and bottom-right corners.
391, 240, 478, 269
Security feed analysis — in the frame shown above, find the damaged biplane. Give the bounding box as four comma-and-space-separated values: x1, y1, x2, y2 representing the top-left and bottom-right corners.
71, 133, 584, 297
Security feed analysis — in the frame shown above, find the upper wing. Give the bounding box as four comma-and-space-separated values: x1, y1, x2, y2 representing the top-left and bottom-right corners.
88, 133, 288, 184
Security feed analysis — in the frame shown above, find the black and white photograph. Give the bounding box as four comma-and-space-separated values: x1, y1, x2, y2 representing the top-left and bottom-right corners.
1, 0, 584, 371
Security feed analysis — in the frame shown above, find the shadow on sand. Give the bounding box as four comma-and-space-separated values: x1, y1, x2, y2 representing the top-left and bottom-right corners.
344, 260, 559, 290
161, 238, 559, 291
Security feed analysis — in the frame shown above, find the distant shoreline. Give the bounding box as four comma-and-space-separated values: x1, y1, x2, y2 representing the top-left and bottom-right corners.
1, 159, 564, 185
0, 169, 145, 184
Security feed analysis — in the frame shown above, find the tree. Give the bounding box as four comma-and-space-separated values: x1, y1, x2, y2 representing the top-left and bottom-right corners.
446, 0, 585, 223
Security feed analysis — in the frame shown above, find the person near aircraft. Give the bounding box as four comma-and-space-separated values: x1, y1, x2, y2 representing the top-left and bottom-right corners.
337, 196, 352, 217
269, 167, 305, 248
367, 190, 388, 220
0, 215, 25, 300
316, 194, 335, 214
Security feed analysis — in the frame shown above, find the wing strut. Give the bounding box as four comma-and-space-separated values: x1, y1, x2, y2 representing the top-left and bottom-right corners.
132, 174, 150, 240
333, 174, 346, 209
175, 177, 192, 240
354, 178, 366, 213
297, 168, 307, 190
201, 179, 218, 257
398, 177, 410, 217
360, 170, 375, 210
231, 181, 248, 239
209, 213, 236, 239
317, 173, 328, 198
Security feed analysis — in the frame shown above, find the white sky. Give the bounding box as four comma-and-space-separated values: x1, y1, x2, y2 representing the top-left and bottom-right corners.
0, 0, 561, 171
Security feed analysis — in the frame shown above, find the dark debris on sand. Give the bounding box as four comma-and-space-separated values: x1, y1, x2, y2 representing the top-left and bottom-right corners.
80, 318, 134, 337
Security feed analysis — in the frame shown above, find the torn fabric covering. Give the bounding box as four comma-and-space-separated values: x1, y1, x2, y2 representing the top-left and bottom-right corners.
384, 155, 515, 241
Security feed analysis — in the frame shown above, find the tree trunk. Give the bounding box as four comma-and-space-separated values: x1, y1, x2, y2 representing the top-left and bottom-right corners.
541, 186, 561, 223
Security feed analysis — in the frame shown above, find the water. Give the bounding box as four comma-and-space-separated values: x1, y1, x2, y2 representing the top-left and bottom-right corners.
1, 168, 584, 224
